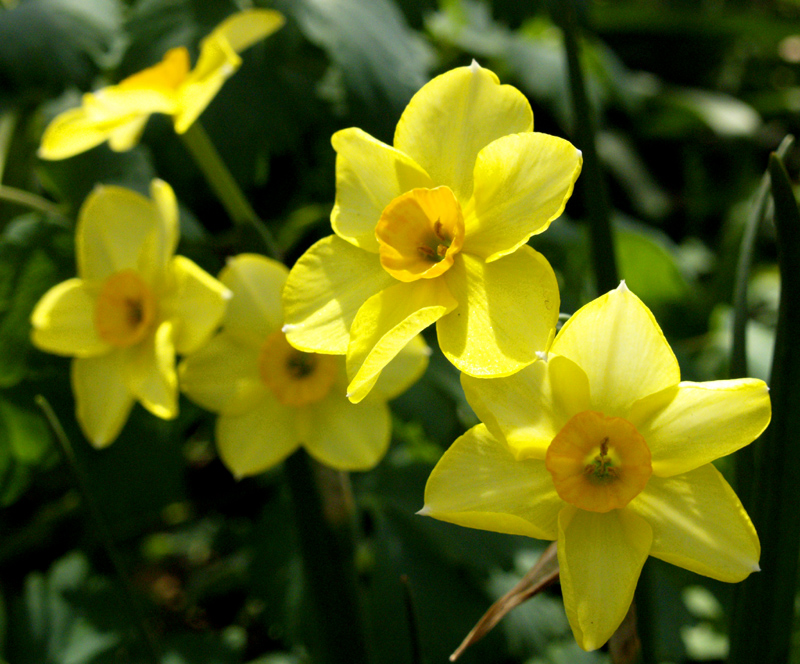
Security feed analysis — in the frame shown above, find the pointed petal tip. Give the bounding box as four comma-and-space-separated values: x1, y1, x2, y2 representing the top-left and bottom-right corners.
536, 350, 549, 362
222, 288, 234, 301
281, 323, 295, 333
416, 505, 431, 516
470, 59, 481, 73
616, 280, 630, 292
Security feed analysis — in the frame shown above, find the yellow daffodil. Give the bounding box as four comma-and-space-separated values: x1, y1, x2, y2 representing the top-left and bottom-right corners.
178, 254, 429, 478
38, 9, 285, 160
421, 282, 771, 651
282, 62, 582, 403
30, 180, 230, 447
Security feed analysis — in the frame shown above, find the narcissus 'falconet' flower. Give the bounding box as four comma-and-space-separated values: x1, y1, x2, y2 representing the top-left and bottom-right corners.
178, 254, 429, 477
282, 62, 582, 403
38, 9, 284, 160
421, 283, 771, 651
30, 180, 229, 447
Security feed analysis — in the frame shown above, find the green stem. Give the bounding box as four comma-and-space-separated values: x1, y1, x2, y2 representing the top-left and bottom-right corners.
731, 135, 793, 508
0, 110, 18, 183
283, 449, 369, 664
0, 184, 68, 220
555, 0, 618, 295
179, 122, 281, 260
728, 152, 800, 664
35, 396, 162, 664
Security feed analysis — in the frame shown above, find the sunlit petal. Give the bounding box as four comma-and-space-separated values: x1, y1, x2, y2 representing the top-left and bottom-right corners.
219, 254, 286, 346
72, 353, 135, 448
178, 332, 264, 417
630, 465, 759, 582
283, 235, 394, 354
552, 283, 680, 417
394, 62, 532, 202
368, 334, 430, 401
216, 396, 299, 479
124, 321, 178, 420
346, 278, 457, 403
30, 278, 110, 357
462, 354, 590, 460
206, 8, 285, 53
331, 128, 433, 251
302, 396, 390, 470
421, 424, 562, 540
437, 247, 559, 377
558, 507, 652, 651
629, 378, 771, 477
76, 185, 161, 283
160, 256, 230, 355
463, 132, 582, 261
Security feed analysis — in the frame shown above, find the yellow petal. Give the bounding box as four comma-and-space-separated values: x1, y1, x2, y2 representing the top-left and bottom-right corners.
630, 378, 771, 477
216, 397, 299, 478
282, 235, 394, 354
394, 62, 533, 202
107, 115, 150, 152
369, 334, 430, 401
30, 278, 110, 357
178, 332, 264, 416
150, 179, 180, 274
76, 185, 162, 283
38, 88, 175, 160
218, 254, 286, 346
421, 423, 562, 540
72, 353, 135, 448
463, 132, 582, 261
174, 10, 285, 133
124, 321, 178, 420
331, 128, 433, 251
462, 354, 590, 460
552, 282, 680, 417
437, 247, 559, 377
629, 465, 759, 582
205, 8, 285, 55
160, 256, 230, 355
301, 396, 390, 470
558, 506, 652, 651
346, 278, 457, 404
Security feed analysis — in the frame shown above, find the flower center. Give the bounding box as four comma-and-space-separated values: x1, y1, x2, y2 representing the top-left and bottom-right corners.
376, 186, 465, 282
94, 270, 157, 348
258, 331, 338, 406
545, 411, 652, 513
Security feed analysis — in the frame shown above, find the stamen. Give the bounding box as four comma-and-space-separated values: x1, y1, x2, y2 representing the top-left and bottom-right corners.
417, 245, 437, 259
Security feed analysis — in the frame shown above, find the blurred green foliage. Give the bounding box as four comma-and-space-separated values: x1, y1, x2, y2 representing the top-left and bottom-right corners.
0, 0, 798, 662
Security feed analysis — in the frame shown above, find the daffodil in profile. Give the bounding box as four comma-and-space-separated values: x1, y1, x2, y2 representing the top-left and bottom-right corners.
421, 283, 771, 651
283, 62, 582, 403
30, 180, 229, 447
178, 254, 429, 477
38, 9, 285, 160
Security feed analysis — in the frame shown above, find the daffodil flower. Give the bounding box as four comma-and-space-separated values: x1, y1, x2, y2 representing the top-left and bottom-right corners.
38, 9, 285, 160
30, 180, 230, 447
282, 62, 582, 403
421, 283, 771, 651
178, 254, 429, 477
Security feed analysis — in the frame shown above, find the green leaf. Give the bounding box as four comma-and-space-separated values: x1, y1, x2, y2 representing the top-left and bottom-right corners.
276, 0, 433, 119
614, 218, 689, 306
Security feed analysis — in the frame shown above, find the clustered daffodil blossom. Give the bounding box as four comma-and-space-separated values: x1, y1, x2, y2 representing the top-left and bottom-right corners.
282, 61, 582, 403
38, 9, 284, 160
30, 180, 229, 447
421, 283, 771, 651
178, 254, 429, 478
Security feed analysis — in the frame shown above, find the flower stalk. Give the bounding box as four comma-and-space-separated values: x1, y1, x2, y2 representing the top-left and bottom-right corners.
729, 151, 800, 664
179, 121, 281, 259
553, 0, 618, 295
283, 449, 370, 664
